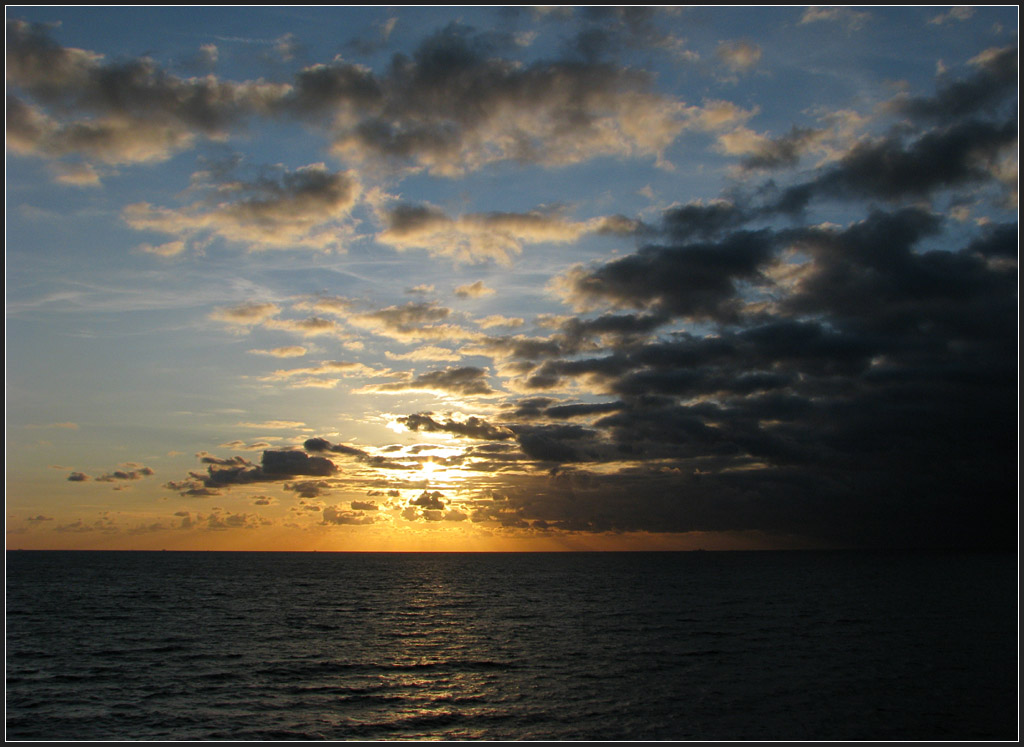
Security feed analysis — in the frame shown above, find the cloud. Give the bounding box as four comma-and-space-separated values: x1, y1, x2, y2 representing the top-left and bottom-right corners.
249, 346, 308, 358
303, 437, 418, 471
26, 421, 80, 430
799, 7, 870, 30
262, 450, 336, 476
6, 17, 754, 185
17, 18, 1015, 551
478, 315, 525, 329
360, 366, 498, 397
164, 449, 336, 496
322, 506, 377, 525
768, 48, 1018, 212
562, 8, 695, 63
235, 420, 306, 429
928, 7, 975, 25
411, 490, 446, 510
198, 43, 219, 66
219, 440, 276, 451
263, 316, 343, 338
283, 480, 333, 498
454, 280, 495, 299
94, 466, 155, 482
260, 360, 385, 385
732, 127, 827, 171
49, 161, 101, 186
206, 511, 264, 530
892, 45, 1016, 123
349, 301, 480, 344
376, 203, 611, 264
774, 118, 1017, 209
397, 412, 515, 440
715, 40, 762, 73
555, 229, 777, 322
123, 163, 360, 252
385, 346, 463, 362
327, 23, 690, 175
470, 202, 1012, 544
67, 464, 155, 484
136, 240, 187, 257
7, 20, 286, 165
345, 14, 399, 56
210, 302, 281, 327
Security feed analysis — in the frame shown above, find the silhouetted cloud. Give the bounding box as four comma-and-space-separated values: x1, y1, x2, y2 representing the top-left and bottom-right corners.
557, 229, 777, 322
164, 449, 336, 495
398, 412, 514, 440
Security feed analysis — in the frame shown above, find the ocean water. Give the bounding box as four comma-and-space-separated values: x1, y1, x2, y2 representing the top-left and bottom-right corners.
5, 550, 1017, 741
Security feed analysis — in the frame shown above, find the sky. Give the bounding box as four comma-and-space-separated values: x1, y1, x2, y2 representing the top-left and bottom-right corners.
5, 6, 1018, 551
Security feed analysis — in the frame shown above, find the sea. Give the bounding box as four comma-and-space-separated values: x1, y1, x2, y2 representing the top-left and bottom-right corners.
5, 550, 1018, 741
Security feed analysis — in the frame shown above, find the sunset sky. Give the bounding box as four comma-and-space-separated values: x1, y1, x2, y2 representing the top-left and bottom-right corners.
6, 6, 1018, 551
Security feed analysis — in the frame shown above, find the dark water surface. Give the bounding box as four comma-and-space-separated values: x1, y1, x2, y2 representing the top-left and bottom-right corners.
5, 550, 1018, 740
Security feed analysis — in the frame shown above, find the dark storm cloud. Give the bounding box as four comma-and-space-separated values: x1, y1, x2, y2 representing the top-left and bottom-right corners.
769, 49, 1017, 211
776, 118, 1017, 209
558, 312, 671, 350
560, 229, 777, 321
483, 195, 1015, 546
893, 45, 1017, 122
544, 401, 625, 419
738, 126, 823, 171
504, 397, 559, 419
781, 208, 1016, 338
367, 366, 497, 396
398, 413, 514, 440
660, 200, 752, 241
262, 450, 336, 476
440, 40, 1015, 548
965, 222, 1018, 259
512, 423, 602, 464
67, 471, 90, 482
